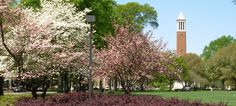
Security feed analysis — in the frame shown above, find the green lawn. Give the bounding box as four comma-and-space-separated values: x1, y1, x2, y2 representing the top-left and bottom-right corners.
0, 93, 31, 106
132, 91, 236, 106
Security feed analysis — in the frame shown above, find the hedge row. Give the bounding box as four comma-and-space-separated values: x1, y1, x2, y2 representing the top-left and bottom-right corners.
15, 92, 226, 106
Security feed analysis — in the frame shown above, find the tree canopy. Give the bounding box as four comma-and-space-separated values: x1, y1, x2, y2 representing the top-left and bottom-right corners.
113, 2, 158, 31
19, 1, 159, 50
207, 43, 236, 89
182, 53, 207, 87
69, 0, 116, 49
95, 24, 164, 94
201, 35, 236, 61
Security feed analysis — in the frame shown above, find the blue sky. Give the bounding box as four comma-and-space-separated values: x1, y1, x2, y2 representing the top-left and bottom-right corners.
116, 0, 236, 55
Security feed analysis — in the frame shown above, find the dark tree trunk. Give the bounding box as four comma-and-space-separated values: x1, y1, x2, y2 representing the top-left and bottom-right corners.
122, 81, 131, 95
120, 80, 129, 94
114, 78, 118, 91
108, 78, 112, 92
221, 79, 225, 90
74, 74, 79, 92
57, 74, 63, 93
124, 86, 131, 95
41, 85, 49, 98
31, 87, 38, 99
234, 78, 236, 90
58, 71, 69, 93
169, 80, 173, 91
0, 76, 4, 96
63, 72, 69, 93
41, 80, 50, 98
99, 80, 103, 92
140, 83, 144, 91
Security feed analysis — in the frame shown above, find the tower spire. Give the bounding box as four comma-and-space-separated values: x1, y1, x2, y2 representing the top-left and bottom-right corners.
176, 12, 186, 56
177, 12, 185, 20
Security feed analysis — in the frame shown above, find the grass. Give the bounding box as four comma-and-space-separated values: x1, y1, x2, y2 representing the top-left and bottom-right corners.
0, 92, 56, 106
0, 93, 31, 106
132, 91, 236, 106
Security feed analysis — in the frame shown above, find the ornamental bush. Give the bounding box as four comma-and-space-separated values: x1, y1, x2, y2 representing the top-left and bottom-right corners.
15, 92, 226, 106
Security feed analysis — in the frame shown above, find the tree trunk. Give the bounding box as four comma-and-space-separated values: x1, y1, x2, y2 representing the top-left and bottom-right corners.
221, 79, 225, 90
58, 71, 69, 93
57, 74, 63, 93
99, 79, 103, 92
41, 85, 49, 98
74, 75, 78, 92
123, 84, 130, 95
0, 76, 4, 96
31, 87, 38, 99
124, 86, 131, 95
108, 78, 112, 92
63, 72, 69, 93
120, 80, 129, 94
114, 78, 118, 91
234, 78, 236, 90
41, 80, 50, 98
169, 80, 173, 91
140, 83, 144, 91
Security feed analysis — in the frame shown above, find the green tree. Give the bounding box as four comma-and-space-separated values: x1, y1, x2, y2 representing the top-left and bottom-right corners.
207, 43, 236, 90
182, 53, 207, 89
113, 2, 158, 31
70, 0, 116, 49
201, 35, 236, 61
150, 73, 169, 91
20, 0, 41, 9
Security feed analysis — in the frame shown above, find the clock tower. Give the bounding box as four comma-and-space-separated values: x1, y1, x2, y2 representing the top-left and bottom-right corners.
176, 12, 186, 56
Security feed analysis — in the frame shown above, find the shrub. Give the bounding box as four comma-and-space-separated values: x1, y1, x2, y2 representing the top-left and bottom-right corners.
15, 92, 226, 106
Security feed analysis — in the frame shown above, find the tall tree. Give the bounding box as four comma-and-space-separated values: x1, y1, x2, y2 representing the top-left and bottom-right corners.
201, 35, 236, 61
113, 2, 158, 31
207, 43, 236, 90
70, 0, 116, 49
1, 0, 90, 98
182, 53, 207, 88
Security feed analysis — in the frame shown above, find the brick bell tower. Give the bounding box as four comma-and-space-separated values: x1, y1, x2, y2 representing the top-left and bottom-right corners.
176, 12, 186, 56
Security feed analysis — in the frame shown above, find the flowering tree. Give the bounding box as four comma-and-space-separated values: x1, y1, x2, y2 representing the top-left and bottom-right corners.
95, 24, 165, 94
25, 0, 90, 94
0, 0, 21, 96
160, 51, 184, 91
0, 0, 90, 98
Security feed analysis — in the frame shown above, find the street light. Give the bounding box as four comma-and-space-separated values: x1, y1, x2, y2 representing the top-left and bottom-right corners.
86, 15, 95, 98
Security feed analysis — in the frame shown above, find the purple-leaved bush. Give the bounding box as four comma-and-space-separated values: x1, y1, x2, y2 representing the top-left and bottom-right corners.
15, 92, 226, 106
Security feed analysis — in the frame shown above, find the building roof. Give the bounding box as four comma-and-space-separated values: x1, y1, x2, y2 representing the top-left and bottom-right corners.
177, 12, 186, 20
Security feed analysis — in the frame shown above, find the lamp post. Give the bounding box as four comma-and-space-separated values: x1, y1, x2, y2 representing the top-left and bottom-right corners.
86, 15, 95, 98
